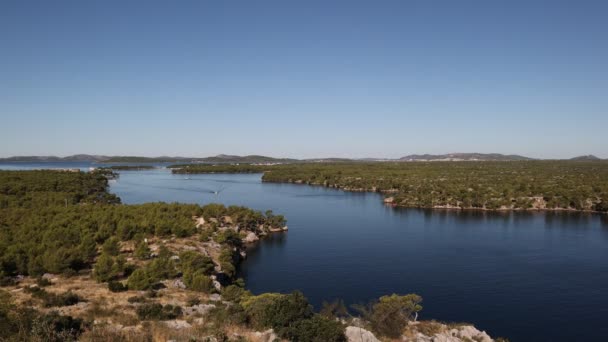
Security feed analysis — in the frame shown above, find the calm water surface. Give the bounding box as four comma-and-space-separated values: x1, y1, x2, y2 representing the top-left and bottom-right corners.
3, 164, 608, 341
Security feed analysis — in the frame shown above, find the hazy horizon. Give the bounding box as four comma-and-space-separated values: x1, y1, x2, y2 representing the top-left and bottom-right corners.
0, 151, 605, 160
1, 1, 607, 159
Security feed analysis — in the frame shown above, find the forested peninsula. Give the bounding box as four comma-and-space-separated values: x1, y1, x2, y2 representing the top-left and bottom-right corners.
171, 161, 608, 213
0, 170, 496, 341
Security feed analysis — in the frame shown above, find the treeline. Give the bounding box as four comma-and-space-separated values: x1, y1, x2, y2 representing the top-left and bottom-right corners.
171, 161, 608, 212
170, 164, 267, 174
0, 170, 120, 208
99, 165, 156, 171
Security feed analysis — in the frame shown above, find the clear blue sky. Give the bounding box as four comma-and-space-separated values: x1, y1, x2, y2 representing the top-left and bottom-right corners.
1, 0, 606, 159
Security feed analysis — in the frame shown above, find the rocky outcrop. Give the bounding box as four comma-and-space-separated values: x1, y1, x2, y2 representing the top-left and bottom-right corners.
346, 322, 494, 342
244, 232, 259, 243
404, 322, 493, 342
346, 326, 380, 342
194, 216, 206, 228
164, 320, 192, 329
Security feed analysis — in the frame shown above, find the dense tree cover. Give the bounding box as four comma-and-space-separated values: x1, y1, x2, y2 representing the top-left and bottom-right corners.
172, 161, 608, 212
0, 170, 284, 279
0, 170, 120, 208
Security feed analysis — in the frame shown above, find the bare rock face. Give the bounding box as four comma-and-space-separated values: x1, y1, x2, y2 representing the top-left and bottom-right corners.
195, 216, 206, 228
244, 232, 259, 243
209, 293, 222, 301
405, 323, 493, 342
346, 326, 380, 342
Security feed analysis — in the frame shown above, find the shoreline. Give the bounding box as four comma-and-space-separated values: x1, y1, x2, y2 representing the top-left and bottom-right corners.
261, 179, 608, 215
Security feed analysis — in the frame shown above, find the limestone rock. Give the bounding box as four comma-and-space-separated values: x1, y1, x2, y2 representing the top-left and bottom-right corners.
253, 329, 278, 342
195, 216, 206, 228
244, 232, 259, 243
172, 279, 186, 289
346, 326, 380, 342
212, 280, 222, 291
405, 323, 493, 342
183, 304, 216, 316
164, 320, 191, 329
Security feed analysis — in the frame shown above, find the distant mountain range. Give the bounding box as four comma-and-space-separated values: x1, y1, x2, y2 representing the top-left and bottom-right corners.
0, 153, 604, 163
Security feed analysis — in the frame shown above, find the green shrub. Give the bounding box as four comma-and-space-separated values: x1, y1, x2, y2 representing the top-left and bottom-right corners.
145, 256, 177, 282
31, 311, 86, 342
184, 271, 214, 293
284, 314, 346, 342
179, 251, 214, 275
93, 253, 117, 283
136, 303, 182, 320
36, 277, 52, 287
207, 303, 247, 327
354, 293, 423, 338
127, 295, 147, 303
243, 291, 313, 336
215, 230, 242, 247
134, 241, 151, 260
320, 299, 349, 319
25, 287, 82, 307
221, 285, 249, 302
127, 269, 152, 290
102, 237, 120, 256
108, 281, 128, 292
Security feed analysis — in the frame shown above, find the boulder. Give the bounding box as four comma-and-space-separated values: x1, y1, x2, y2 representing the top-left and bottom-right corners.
244, 232, 259, 243
212, 280, 222, 292
346, 326, 380, 342
384, 196, 395, 204
172, 279, 186, 289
